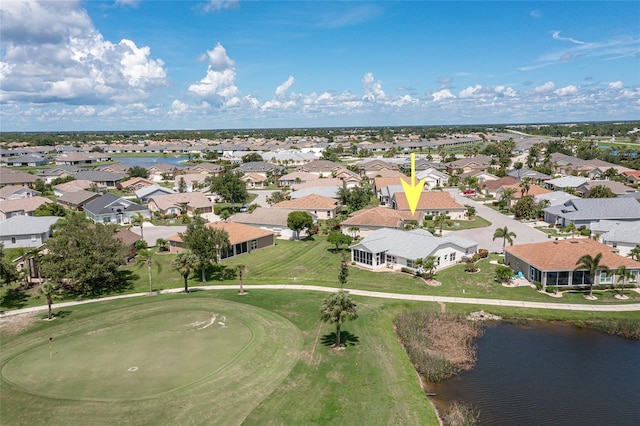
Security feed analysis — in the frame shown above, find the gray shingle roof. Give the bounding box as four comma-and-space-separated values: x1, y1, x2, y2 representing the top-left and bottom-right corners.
84, 193, 148, 215
350, 228, 477, 260
544, 198, 640, 221
0, 216, 61, 236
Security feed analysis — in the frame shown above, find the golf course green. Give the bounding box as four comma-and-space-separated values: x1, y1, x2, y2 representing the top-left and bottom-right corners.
1, 297, 303, 424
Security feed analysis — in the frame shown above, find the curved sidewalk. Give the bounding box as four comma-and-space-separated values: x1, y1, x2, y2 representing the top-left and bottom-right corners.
2, 284, 640, 318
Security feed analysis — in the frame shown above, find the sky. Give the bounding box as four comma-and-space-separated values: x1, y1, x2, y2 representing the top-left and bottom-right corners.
1, 1, 639, 132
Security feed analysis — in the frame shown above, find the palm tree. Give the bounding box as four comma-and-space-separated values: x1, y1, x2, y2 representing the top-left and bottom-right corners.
628, 247, 640, 262
130, 212, 147, 242
615, 266, 633, 298
39, 281, 58, 320
575, 253, 606, 299
155, 238, 169, 252
413, 257, 424, 276
172, 249, 197, 293
519, 177, 532, 197
236, 264, 247, 295
136, 249, 161, 294
320, 290, 358, 347
493, 226, 517, 249
433, 213, 450, 235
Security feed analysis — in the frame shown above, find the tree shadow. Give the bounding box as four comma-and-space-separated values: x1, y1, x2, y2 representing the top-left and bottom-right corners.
101, 270, 136, 295
208, 264, 236, 281
0, 287, 28, 310
321, 330, 360, 347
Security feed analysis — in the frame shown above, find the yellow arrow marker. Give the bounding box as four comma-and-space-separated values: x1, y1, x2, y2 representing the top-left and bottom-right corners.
400, 153, 426, 215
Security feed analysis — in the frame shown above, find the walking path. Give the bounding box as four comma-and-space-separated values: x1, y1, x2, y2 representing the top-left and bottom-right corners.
2, 284, 639, 318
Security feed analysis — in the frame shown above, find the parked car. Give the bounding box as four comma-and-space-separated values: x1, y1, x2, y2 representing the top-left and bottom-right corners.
239, 204, 248, 212
463, 189, 476, 195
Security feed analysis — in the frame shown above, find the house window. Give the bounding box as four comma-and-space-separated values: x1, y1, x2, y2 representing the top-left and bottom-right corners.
11, 237, 16, 244
600, 271, 613, 284
250, 240, 258, 250
572, 270, 590, 285
629, 271, 638, 283
444, 254, 448, 261
436, 257, 441, 265
450, 252, 456, 262
31, 235, 37, 242
353, 250, 372, 266
386, 254, 396, 264
327, 210, 331, 218
406, 259, 414, 268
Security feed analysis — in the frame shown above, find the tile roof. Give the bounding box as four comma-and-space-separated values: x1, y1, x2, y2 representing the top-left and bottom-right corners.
505, 238, 640, 271
290, 186, 339, 199
291, 178, 343, 190
497, 183, 553, 198
58, 190, 101, 206
393, 191, 464, 211
341, 207, 405, 228
148, 192, 212, 210
207, 221, 274, 245
272, 193, 338, 210
0, 196, 51, 214
54, 179, 102, 193
231, 207, 304, 227
0, 169, 37, 185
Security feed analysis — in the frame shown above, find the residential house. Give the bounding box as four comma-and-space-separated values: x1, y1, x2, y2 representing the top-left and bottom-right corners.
120, 177, 156, 192
6, 153, 49, 167
504, 238, 639, 291
391, 191, 466, 220
54, 180, 102, 196
357, 159, 400, 178
549, 153, 632, 177
135, 184, 176, 202
262, 150, 318, 166
114, 228, 141, 261
415, 168, 451, 189
542, 197, 640, 228
495, 183, 553, 205
290, 186, 339, 200
55, 152, 111, 165
333, 168, 362, 188
236, 161, 283, 177
0, 169, 37, 187
481, 176, 519, 197
0, 196, 51, 220
590, 220, 640, 258
0, 216, 61, 249
73, 171, 127, 188
240, 172, 268, 189
173, 174, 209, 192
400, 158, 447, 172
168, 221, 275, 258
534, 191, 580, 208
341, 207, 421, 238
182, 163, 224, 176
58, 190, 102, 210
231, 207, 317, 240
0, 185, 40, 201
277, 171, 317, 187
621, 170, 640, 185
350, 228, 478, 271
272, 194, 338, 219
575, 180, 637, 197
83, 193, 150, 224
544, 175, 589, 191
296, 159, 342, 177
147, 192, 213, 217
95, 163, 131, 174
147, 163, 183, 181
34, 165, 82, 184
445, 155, 493, 174
507, 168, 552, 182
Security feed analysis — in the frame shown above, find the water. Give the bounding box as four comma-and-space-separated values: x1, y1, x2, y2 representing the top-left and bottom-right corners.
115, 156, 188, 168
429, 321, 640, 425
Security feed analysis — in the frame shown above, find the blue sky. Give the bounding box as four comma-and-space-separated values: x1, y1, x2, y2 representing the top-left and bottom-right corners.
1, 0, 639, 132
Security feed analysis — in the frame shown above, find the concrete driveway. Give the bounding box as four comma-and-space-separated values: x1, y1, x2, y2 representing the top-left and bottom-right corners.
445, 188, 549, 253
130, 223, 187, 247
249, 189, 277, 208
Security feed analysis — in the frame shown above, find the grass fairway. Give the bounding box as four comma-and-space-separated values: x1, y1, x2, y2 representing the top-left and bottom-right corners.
1, 296, 304, 425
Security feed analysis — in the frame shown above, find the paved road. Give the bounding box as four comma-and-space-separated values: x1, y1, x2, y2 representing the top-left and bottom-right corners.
446, 188, 549, 253
249, 189, 277, 208
2, 284, 638, 318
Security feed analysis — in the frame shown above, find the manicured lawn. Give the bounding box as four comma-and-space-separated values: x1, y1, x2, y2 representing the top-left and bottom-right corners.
1, 291, 439, 425
423, 215, 491, 232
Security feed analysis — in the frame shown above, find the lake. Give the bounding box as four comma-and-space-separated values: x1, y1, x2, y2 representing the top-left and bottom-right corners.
115, 156, 188, 168
428, 321, 640, 425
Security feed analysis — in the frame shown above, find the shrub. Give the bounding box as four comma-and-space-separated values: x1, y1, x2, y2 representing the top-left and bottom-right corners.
400, 267, 413, 274
534, 281, 543, 291
580, 228, 591, 236
424, 215, 433, 221
444, 401, 481, 426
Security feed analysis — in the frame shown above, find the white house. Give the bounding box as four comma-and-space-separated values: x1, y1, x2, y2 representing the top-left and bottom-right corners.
0, 216, 61, 248
349, 228, 478, 271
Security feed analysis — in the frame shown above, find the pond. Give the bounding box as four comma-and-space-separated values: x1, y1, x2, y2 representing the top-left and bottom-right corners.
428, 321, 640, 425
115, 156, 188, 168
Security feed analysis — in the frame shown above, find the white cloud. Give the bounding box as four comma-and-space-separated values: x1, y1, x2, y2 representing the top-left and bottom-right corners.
534, 81, 555, 93
275, 76, 295, 98
0, 0, 167, 104
362, 72, 385, 101
609, 81, 623, 89
200, 0, 239, 13
115, 0, 141, 7
171, 99, 189, 115
74, 105, 96, 116
495, 86, 517, 97
188, 43, 239, 101
530, 10, 542, 19
432, 89, 455, 102
459, 85, 483, 99
552, 31, 586, 45
554, 85, 579, 96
